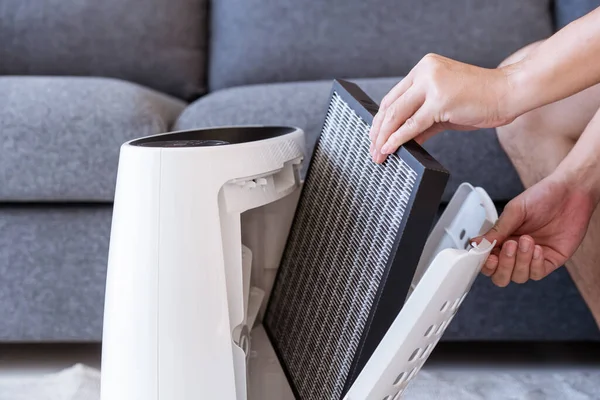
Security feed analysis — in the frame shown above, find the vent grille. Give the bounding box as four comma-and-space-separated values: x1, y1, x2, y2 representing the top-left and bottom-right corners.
265, 90, 419, 400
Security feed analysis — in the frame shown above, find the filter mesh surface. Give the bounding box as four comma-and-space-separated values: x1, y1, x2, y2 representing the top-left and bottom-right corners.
265, 92, 418, 399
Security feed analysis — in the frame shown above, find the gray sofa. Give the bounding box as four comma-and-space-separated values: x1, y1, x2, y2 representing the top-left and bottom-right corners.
1, 0, 599, 342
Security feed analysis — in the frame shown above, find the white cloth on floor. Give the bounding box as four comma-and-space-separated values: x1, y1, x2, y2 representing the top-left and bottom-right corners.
0, 364, 99, 400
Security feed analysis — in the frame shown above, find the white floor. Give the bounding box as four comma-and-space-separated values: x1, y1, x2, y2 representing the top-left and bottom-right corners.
0, 342, 599, 399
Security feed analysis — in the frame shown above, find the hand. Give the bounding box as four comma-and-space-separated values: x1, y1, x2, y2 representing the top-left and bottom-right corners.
369, 53, 516, 163
475, 173, 597, 287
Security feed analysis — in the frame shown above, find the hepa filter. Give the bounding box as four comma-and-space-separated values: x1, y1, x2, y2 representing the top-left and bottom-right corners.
264, 79, 450, 399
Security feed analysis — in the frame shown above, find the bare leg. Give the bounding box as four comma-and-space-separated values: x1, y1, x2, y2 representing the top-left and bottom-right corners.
497, 42, 600, 327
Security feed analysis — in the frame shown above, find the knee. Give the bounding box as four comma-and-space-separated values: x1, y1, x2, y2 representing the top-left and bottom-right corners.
496, 108, 547, 158
498, 40, 545, 68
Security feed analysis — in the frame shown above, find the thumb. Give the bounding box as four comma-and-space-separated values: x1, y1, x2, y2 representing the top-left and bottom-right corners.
472, 201, 524, 246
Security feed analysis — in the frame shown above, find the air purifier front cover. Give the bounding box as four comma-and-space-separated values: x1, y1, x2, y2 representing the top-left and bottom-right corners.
264, 80, 450, 399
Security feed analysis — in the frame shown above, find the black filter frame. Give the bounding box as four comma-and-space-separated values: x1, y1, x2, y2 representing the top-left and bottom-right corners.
264, 79, 450, 399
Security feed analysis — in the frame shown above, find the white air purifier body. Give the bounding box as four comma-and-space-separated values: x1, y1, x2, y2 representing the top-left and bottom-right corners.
100, 126, 305, 400
101, 80, 500, 400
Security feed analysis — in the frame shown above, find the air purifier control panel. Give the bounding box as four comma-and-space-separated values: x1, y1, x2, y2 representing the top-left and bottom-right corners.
139, 139, 230, 147
130, 126, 299, 147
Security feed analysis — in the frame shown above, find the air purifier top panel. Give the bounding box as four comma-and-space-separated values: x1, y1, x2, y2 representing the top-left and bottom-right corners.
129, 125, 298, 147
264, 80, 450, 400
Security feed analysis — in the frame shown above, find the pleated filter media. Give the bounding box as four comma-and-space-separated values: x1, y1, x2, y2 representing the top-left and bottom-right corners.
264, 80, 450, 400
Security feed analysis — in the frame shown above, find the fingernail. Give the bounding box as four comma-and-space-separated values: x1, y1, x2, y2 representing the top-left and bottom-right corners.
519, 237, 531, 253
505, 241, 517, 257
533, 246, 542, 260
381, 145, 391, 154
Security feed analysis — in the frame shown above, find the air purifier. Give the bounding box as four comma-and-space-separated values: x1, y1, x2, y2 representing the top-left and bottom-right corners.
100, 125, 305, 400
100, 79, 497, 400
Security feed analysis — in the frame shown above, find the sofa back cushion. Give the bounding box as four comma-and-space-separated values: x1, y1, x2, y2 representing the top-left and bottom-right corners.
208, 0, 553, 91
0, 0, 207, 100
555, 0, 599, 28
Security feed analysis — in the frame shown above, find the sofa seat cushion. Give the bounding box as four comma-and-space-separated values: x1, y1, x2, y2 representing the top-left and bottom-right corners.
0, 205, 111, 341
446, 266, 600, 341
175, 78, 523, 202
0, 76, 185, 202
1, 205, 598, 342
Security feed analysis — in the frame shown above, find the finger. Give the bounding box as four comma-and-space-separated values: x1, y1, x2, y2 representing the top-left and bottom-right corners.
512, 235, 534, 284
380, 104, 434, 154
492, 240, 518, 287
530, 245, 545, 281
369, 140, 378, 158
369, 110, 386, 145
369, 76, 413, 140
381, 76, 414, 111
374, 151, 387, 164
543, 258, 562, 276
481, 253, 499, 276
481, 200, 525, 246
373, 86, 424, 157
378, 104, 435, 161
414, 125, 446, 146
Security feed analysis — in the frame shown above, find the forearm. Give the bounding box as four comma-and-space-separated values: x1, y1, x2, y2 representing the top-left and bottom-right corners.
555, 109, 600, 204
502, 7, 600, 118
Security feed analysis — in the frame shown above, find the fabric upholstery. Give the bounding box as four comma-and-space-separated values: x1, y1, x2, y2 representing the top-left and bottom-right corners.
175, 78, 524, 202
447, 268, 600, 340
0, 205, 597, 342
0, 76, 185, 202
1, 0, 596, 345
208, 0, 554, 91
555, 0, 599, 28
0, 206, 111, 341
0, 0, 208, 100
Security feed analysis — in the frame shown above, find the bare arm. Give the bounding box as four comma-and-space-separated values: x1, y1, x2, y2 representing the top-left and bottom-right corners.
369, 7, 600, 163
505, 7, 600, 118
367, 7, 600, 286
